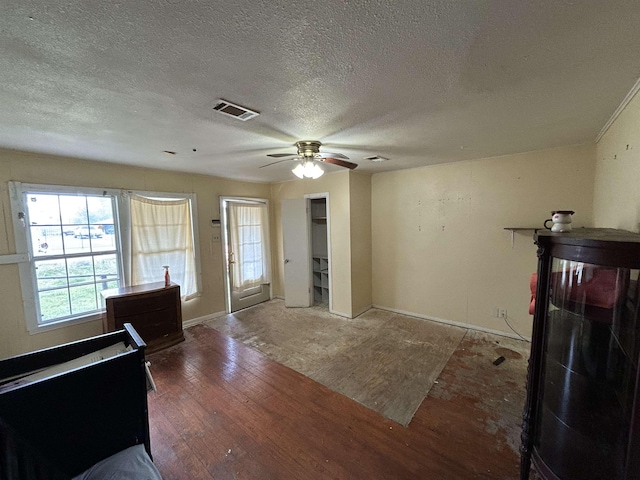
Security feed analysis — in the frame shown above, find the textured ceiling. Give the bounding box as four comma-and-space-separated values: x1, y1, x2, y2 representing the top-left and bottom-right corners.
1, 0, 640, 182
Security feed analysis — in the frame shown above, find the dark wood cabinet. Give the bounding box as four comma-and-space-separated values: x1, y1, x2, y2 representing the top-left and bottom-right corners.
102, 282, 184, 354
521, 228, 640, 480
0, 324, 151, 476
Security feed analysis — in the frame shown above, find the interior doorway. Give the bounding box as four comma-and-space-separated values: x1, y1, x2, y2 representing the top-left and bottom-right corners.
220, 197, 271, 313
309, 197, 330, 306
281, 193, 331, 310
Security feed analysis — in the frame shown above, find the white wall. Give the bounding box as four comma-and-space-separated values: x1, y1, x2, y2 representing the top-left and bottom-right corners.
349, 172, 372, 316
270, 171, 354, 317
594, 89, 640, 231
371, 144, 596, 338
270, 170, 374, 319
0, 135, 607, 356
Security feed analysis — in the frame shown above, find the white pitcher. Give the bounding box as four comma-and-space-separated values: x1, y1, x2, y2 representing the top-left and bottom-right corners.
544, 210, 574, 232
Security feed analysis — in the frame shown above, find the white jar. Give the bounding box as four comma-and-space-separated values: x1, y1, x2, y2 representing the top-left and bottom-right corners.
544, 210, 575, 232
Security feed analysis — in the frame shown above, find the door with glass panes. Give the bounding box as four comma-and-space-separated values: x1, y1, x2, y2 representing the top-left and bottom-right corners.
221, 197, 271, 312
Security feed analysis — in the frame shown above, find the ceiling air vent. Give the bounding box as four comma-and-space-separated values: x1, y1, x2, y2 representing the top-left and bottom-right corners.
365, 155, 389, 162
212, 99, 260, 121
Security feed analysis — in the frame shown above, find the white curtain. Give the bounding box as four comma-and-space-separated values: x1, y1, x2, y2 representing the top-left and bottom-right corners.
228, 202, 270, 291
130, 195, 198, 299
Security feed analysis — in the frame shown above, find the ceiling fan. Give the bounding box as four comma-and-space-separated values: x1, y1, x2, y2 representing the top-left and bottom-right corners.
260, 140, 358, 179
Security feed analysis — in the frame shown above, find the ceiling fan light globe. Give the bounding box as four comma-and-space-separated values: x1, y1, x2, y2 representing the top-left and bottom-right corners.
303, 160, 316, 177
311, 164, 324, 179
292, 163, 305, 178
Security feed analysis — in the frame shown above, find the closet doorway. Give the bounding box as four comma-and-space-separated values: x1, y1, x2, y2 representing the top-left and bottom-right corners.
309, 196, 330, 306
281, 193, 331, 309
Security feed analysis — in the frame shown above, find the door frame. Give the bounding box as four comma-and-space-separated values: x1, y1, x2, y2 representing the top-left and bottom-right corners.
220, 196, 272, 314
305, 192, 332, 312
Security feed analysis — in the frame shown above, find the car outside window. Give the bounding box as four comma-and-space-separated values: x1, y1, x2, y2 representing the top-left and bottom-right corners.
17, 187, 121, 327
73, 226, 103, 239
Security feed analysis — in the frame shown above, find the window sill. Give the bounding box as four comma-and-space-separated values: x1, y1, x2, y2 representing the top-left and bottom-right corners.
28, 311, 104, 335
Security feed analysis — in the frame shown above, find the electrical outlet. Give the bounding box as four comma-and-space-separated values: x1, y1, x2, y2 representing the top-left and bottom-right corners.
212, 233, 221, 242
499, 309, 507, 318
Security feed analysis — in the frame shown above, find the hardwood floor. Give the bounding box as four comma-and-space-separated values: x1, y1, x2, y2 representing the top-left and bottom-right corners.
147, 324, 528, 479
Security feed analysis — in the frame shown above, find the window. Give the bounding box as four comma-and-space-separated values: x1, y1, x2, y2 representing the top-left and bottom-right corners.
128, 193, 199, 299
9, 183, 201, 333
10, 183, 121, 331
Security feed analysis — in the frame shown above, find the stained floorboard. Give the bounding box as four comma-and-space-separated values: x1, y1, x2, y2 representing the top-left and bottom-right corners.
147, 322, 528, 480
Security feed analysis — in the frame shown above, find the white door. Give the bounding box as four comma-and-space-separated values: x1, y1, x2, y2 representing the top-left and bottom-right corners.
222, 198, 271, 312
281, 198, 313, 307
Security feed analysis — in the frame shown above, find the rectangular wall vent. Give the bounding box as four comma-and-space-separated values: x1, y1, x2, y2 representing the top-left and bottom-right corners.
365, 155, 389, 162
212, 99, 260, 121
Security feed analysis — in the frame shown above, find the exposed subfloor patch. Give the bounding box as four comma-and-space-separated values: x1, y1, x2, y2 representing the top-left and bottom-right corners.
206, 299, 469, 426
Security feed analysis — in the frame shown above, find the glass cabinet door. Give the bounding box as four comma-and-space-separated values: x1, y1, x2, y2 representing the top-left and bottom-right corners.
534, 259, 640, 480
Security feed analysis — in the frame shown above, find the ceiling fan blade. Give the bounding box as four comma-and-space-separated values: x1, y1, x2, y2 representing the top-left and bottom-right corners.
318, 152, 350, 160
320, 157, 358, 169
266, 153, 297, 158
259, 158, 296, 168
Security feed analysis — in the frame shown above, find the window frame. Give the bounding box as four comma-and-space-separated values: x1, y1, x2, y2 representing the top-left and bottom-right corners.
9, 183, 202, 334
9, 182, 124, 333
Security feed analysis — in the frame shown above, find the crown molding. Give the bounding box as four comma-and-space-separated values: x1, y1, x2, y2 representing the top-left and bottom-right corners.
596, 76, 640, 143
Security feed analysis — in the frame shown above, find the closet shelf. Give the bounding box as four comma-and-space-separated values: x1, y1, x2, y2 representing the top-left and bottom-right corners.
311, 198, 329, 306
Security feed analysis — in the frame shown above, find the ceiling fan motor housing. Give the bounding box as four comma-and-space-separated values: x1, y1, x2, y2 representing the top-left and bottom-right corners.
296, 140, 323, 158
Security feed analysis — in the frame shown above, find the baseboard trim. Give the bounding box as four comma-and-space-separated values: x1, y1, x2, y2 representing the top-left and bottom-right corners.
271, 297, 358, 319
371, 304, 531, 342
182, 310, 227, 329
329, 308, 352, 319
185, 304, 529, 341
353, 304, 373, 318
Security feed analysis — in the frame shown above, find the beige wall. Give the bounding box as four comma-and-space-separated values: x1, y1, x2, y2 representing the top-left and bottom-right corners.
270, 171, 354, 317
0, 138, 605, 355
371, 144, 596, 338
0, 149, 270, 358
594, 91, 640, 231
349, 172, 372, 316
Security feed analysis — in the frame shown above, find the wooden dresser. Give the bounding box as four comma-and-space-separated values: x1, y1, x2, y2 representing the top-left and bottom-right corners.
102, 282, 184, 354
